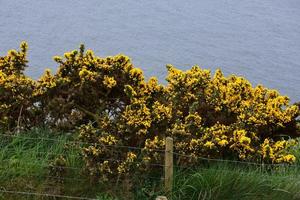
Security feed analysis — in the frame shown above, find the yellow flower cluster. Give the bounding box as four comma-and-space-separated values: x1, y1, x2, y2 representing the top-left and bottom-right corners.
117, 152, 138, 174
261, 138, 296, 163
152, 101, 172, 123
102, 75, 117, 89
122, 99, 152, 135
79, 123, 141, 179
142, 136, 165, 164
230, 130, 255, 159
79, 67, 99, 82
35, 69, 56, 96
129, 68, 144, 82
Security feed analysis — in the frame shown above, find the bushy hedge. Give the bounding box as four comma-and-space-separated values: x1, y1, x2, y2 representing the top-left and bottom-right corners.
1, 42, 299, 180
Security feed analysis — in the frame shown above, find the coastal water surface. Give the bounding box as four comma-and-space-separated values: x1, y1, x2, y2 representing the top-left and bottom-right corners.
0, 0, 299, 102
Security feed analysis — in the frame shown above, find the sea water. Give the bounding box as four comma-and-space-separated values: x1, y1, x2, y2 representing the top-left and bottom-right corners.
0, 0, 299, 102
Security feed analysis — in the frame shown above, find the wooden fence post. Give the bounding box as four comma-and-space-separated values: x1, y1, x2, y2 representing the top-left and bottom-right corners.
164, 137, 173, 195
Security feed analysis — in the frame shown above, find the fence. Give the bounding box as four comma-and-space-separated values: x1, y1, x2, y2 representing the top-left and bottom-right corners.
0, 133, 298, 200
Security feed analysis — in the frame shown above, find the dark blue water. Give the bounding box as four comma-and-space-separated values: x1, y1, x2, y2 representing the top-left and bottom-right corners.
0, 0, 299, 102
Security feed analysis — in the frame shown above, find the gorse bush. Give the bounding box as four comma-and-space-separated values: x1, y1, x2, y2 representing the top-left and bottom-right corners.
0, 42, 36, 130
0, 42, 299, 180
161, 65, 299, 163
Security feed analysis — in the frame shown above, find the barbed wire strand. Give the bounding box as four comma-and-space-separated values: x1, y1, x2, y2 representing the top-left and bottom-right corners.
0, 150, 81, 159
0, 161, 83, 171
0, 161, 165, 181
0, 173, 164, 188
0, 157, 165, 171
172, 151, 298, 167
2, 134, 298, 169
15, 173, 87, 182
0, 134, 165, 152
0, 189, 98, 200
176, 167, 300, 182
1, 133, 296, 168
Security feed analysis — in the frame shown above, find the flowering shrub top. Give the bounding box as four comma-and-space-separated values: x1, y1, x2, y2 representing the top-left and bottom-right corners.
159, 65, 299, 163
0, 42, 36, 130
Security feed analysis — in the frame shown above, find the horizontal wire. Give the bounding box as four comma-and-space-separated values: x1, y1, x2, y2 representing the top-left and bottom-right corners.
0, 161, 83, 171
0, 158, 165, 170
0, 172, 88, 182
5, 152, 165, 167
3, 134, 297, 169
0, 162, 165, 182
0, 175, 86, 183
172, 152, 297, 167
0, 150, 81, 158
2, 136, 295, 168
0, 134, 165, 152
179, 167, 300, 182
3, 145, 290, 168
0, 189, 98, 200
0, 171, 164, 183
143, 176, 164, 180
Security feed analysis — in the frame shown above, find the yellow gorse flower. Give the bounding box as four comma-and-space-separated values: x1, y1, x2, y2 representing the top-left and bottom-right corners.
102, 75, 117, 89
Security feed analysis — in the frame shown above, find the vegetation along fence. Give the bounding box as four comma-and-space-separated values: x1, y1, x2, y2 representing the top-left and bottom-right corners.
1, 42, 300, 199
0, 133, 299, 200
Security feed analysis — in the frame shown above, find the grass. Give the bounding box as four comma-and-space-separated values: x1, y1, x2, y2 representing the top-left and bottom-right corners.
1, 128, 300, 199
172, 163, 300, 200
0, 128, 163, 200
0, 128, 105, 199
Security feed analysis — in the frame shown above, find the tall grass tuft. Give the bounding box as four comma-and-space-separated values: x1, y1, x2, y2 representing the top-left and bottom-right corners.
172, 163, 300, 200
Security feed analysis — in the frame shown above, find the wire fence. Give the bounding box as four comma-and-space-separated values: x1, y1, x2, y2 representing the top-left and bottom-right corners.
0, 134, 299, 199
0, 189, 98, 200
172, 151, 299, 167
0, 133, 165, 152
0, 133, 166, 199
